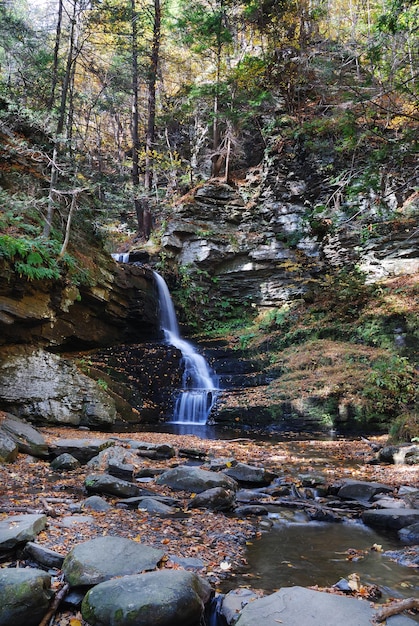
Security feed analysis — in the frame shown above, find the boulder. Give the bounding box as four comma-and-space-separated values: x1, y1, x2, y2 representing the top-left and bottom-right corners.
234, 586, 416, 626
137, 497, 176, 515
0, 348, 116, 428
223, 462, 275, 485
84, 473, 141, 498
0, 429, 18, 462
128, 440, 176, 459
81, 569, 212, 626
156, 465, 237, 493
0, 414, 48, 458
50, 453, 80, 471
62, 536, 165, 586
0, 568, 52, 626
188, 487, 236, 511
87, 445, 141, 471
399, 522, 419, 544
82, 495, 111, 512
362, 509, 419, 531
220, 588, 262, 625
0, 514, 47, 551
50, 438, 114, 464
337, 479, 393, 502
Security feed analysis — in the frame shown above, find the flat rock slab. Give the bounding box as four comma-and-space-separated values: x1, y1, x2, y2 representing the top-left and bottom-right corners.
234, 586, 416, 626
0, 514, 47, 551
362, 509, 419, 530
50, 438, 114, 463
62, 536, 165, 586
81, 569, 212, 626
337, 479, 393, 502
156, 465, 237, 493
0, 567, 52, 626
84, 472, 141, 497
1, 414, 49, 458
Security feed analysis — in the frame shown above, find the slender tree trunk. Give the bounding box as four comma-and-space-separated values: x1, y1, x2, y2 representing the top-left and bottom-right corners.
44, 0, 78, 238
131, 0, 143, 233
48, 0, 63, 111
144, 0, 161, 194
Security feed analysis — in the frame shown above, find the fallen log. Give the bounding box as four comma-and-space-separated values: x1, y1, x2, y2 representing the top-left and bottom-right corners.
374, 598, 419, 623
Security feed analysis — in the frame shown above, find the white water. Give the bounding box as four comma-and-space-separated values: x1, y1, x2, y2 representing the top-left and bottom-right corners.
112, 252, 130, 263
154, 271, 218, 425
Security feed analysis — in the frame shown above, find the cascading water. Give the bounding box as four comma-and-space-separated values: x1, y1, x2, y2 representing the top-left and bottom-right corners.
153, 271, 218, 425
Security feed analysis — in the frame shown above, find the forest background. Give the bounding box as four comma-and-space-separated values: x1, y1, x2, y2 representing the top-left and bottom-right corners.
0, 0, 418, 437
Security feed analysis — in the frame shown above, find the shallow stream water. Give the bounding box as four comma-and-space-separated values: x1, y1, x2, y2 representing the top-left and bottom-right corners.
137, 422, 418, 612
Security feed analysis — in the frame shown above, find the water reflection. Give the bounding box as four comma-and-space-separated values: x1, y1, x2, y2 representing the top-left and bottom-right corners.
230, 520, 418, 604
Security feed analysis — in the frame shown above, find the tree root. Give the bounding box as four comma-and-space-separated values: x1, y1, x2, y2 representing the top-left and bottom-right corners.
39, 582, 70, 626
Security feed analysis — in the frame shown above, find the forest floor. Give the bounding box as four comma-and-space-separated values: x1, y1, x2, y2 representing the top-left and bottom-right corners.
1, 428, 418, 626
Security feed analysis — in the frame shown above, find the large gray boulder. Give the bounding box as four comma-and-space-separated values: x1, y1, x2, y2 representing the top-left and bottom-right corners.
0, 414, 48, 458
0, 514, 47, 551
362, 509, 419, 530
81, 569, 212, 626
188, 487, 236, 511
223, 462, 275, 485
0, 567, 52, 626
156, 465, 237, 493
0, 348, 116, 427
234, 586, 416, 626
62, 536, 165, 586
337, 479, 393, 502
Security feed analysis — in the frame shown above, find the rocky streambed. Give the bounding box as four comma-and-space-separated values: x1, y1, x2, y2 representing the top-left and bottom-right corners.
0, 413, 418, 625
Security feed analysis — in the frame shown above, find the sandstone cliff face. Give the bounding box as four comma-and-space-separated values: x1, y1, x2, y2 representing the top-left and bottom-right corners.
0, 258, 161, 428
0, 259, 158, 349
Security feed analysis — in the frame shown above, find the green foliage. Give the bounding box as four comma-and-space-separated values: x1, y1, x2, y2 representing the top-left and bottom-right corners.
388, 411, 419, 443
364, 356, 417, 418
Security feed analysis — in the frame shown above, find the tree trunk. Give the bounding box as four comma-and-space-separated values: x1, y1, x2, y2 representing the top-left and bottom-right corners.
144, 0, 161, 194
131, 0, 142, 233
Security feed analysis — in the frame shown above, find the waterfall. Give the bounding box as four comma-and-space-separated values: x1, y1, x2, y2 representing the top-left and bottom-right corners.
153, 271, 218, 425
112, 252, 130, 263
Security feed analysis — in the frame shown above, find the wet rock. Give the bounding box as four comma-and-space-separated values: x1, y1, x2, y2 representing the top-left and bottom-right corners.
0, 514, 47, 551
236, 488, 268, 503
0, 414, 48, 458
235, 505, 269, 517
50, 453, 80, 471
372, 495, 407, 509
62, 536, 165, 586
0, 567, 52, 626
82, 495, 111, 512
384, 546, 419, 568
188, 487, 236, 511
399, 522, 419, 544
220, 588, 262, 624
137, 497, 176, 515
0, 429, 18, 462
23, 541, 65, 569
50, 438, 114, 464
156, 465, 238, 493
223, 462, 276, 486
362, 509, 419, 531
108, 460, 134, 482
84, 473, 141, 498
234, 585, 416, 626
336, 479, 392, 502
81, 569, 212, 626
377, 445, 419, 465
